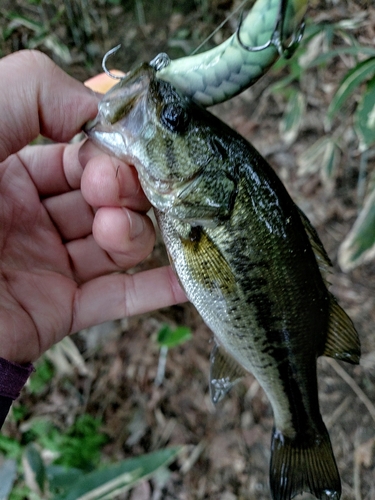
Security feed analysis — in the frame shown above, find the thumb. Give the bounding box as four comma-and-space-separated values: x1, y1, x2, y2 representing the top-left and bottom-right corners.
0, 50, 99, 162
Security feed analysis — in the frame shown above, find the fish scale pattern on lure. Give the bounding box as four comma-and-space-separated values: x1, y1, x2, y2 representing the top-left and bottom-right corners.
154, 0, 308, 106
85, 64, 360, 500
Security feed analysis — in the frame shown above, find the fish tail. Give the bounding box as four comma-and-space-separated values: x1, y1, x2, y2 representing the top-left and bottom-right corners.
270, 426, 341, 500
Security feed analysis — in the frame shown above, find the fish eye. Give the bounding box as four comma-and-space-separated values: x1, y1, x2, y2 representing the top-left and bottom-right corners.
160, 102, 189, 133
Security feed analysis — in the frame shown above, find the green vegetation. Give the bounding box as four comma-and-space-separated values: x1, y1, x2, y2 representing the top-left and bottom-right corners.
271, 18, 375, 270
0, 401, 182, 499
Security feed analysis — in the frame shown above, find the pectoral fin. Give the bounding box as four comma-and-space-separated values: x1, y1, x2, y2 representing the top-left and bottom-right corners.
210, 343, 247, 404
322, 293, 361, 365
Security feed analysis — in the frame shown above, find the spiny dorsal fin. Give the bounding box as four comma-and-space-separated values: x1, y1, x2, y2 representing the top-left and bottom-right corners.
322, 292, 361, 365
210, 343, 246, 404
298, 207, 332, 286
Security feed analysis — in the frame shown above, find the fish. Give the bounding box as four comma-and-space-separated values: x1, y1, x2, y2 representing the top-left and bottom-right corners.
84, 63, 360, 500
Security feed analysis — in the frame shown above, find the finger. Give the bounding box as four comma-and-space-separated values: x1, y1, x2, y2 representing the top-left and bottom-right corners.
43, 190, 94, 241
92, 207, 155, 269
17, 141, 85, 196
71, 266, 188, 332
0, 50, 98, 162
66, 207, 155, 282
80, 144, 150, 212
66, 235, 122, 283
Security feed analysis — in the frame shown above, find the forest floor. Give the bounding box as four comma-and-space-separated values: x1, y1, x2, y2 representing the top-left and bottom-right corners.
1, 0, 375, 499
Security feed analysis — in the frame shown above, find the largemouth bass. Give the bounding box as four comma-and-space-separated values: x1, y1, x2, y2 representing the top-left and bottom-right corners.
85, 64, 360, 500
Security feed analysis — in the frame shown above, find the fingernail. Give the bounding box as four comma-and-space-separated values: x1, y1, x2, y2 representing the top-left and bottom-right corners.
127, 210, 145, 240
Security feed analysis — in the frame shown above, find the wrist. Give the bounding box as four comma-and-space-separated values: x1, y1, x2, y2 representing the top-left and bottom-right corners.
0, 357, 34, 400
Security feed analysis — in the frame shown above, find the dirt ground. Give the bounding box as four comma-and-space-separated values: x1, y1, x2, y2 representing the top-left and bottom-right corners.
1, 0, 375, 499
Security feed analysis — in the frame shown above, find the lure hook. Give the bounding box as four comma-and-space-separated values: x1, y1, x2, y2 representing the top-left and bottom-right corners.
102, 45, 126, 79
236, 0, 305, 58
150, 52, 171, 71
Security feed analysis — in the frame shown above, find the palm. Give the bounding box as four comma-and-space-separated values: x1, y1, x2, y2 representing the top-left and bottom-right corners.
0, 50, 186, 365
0, 149, 94, 361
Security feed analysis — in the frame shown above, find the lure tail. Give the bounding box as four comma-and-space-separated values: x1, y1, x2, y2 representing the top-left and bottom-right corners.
270, 425, 341, 500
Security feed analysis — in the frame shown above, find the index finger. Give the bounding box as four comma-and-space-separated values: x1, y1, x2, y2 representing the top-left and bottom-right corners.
0, 50, 99, 162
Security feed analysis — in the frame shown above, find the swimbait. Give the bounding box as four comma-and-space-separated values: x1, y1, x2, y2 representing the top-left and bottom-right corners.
153, 0, 308, 106
85, 64, 360, 500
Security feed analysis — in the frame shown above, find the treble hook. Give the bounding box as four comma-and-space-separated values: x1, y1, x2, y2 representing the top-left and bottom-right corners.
102, 44, 126, 79
236, 0, 305, 59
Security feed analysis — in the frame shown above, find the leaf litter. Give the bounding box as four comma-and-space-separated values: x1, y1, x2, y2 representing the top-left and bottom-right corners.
1, 0, 375, 498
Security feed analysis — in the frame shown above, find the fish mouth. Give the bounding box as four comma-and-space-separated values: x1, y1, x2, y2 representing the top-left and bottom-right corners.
84, 64, 154, 160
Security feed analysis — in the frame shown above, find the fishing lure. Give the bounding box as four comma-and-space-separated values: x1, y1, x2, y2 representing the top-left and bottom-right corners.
103, 0, 308, 107
153, 0, 307, 106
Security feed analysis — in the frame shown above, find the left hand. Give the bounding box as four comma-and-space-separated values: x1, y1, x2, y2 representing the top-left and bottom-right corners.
0, 50, 186, 364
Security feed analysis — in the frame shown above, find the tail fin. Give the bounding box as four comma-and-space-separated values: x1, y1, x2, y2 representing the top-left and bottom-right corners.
270, 426, 341, 500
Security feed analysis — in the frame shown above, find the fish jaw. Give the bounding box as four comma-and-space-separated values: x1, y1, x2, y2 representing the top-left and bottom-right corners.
84, 63, 155, 162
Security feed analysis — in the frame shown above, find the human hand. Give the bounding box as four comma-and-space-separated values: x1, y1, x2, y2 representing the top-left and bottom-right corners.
0, 50, 186, 364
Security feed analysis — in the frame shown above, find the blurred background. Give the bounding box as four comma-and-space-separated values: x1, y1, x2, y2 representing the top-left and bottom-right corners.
1, 0, 375, 498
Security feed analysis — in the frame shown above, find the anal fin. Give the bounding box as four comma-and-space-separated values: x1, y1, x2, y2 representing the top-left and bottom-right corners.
322, 293, 361, 365
210, 343, 246, 404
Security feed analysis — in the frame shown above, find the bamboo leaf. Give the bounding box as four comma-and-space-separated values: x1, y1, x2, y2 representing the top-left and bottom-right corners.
321, 139, 340, 183
0, 459, 17, 499
307, 46, 375, 68
22, 444, 46, 495
297, 137, 332, 175
280, 91, 306, 145
354, 75, 375, 151
338, 187, 375, 271
57, 447, 184, 500
326, 57, 375, 127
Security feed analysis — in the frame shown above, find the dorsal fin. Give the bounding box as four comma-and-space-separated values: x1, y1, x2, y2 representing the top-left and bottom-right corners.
210, 343, 247, 404
298, 209, 361, 364
298, 207, 332, 286
322, 293, 361, 364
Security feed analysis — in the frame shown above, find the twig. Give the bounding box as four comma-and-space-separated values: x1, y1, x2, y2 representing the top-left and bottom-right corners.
326, 358, 375, 426
325, 395, 351, 430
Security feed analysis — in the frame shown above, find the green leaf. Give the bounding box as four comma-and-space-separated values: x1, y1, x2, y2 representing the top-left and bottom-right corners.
157, 325, 192, 348
4, 14, 45, 38
280, 91, 306, 145
57, 447, 184, 500
28, 357, 54, 395
338, 186, 375, 271
307, 46, 375, 68
321, 139, 340, 183
0, 459, 17, 498
297, 137, 340, 190
23, 444, 46, 494
53, 415, 109, 471
354, 75, 375, 151
326, 57, 375, 127
46, 465, 82, 491
0, 435, 23, 460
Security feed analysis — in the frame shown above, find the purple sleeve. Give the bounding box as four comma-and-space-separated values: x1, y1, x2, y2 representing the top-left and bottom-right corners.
0, 357, 34, 428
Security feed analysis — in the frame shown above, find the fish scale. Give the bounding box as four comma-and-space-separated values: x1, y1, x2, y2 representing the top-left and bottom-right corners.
85, 64, 360, 500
